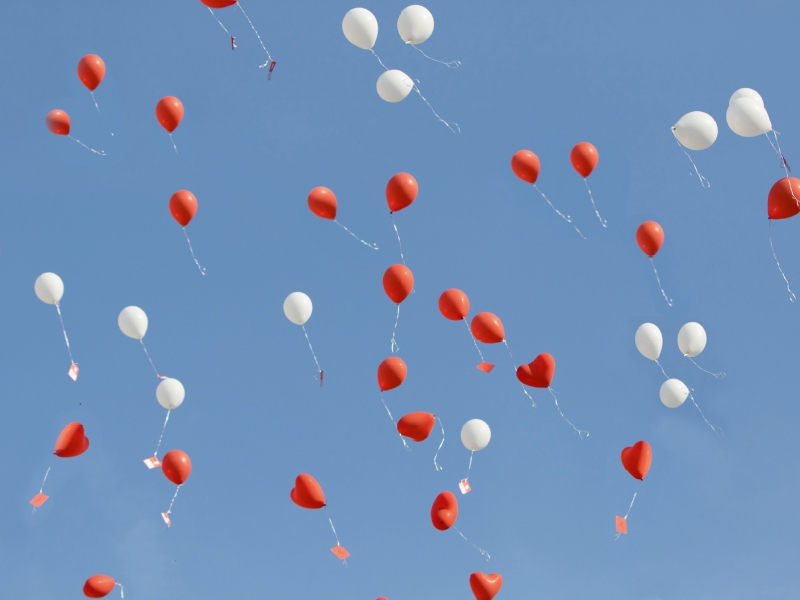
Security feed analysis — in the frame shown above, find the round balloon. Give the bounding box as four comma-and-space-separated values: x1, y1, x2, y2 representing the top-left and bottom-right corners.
511, 150, 540, 184
118, 306, 148, 340
342, 8, 379, 50
677, 322, 707, 357
729, 88, 764, 107
397, 5, 434, 44
636, 221, 664, 257
156, 96, 184, 133
54, 422, 89, 458
162, 450, 192, 485
83, 574, 116, 598
727, 97, 771, 137
156, 378, 185, 410
46, 109, 70, 136
169, 190, 198, 226
660, 378, 688, 408
570, 142, 599, 177
768, 178, 800, 220
438, 288, 469, 321
383, 264, 414, 304
308, 187, 337, 220
635, 323, 662, 361
34, 272, 64, 305
621, 441, 652, 480
377, 70, 413, 102
290, 473, 326, 509
77, 55, 106, 91
471, 312, 505, 344
386, 173, 418, 212
377, 357, 407, 391
672, 111, 718, 151
283, 292, 313, 325
461, 419, 491, 451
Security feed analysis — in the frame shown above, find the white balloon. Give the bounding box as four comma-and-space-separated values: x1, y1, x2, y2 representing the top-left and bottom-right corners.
729, 88, 764, 108
397, 5, 434, 44
726, 97, 772, 137
461, 419, 491, 451
156, 378, 185, 410
660, 378, 688, 408
118, 306, 148, 340
672, 111, 718, 151
677, 322, 707, 357
377, 70, 413, 103
342, 8, 378, 50
34, 272, 64, 305
284, 292, 313, 325
635, 323, 663, 361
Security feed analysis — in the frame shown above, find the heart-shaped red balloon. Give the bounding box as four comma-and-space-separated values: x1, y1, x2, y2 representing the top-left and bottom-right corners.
469, 572, 503, 600
430, 491, 458, 531
621, 441, 652, 480
516, 353, 555, 388
768, 177, 800, 220
54, 422, 89, 458
397, 412, 435, 442
290, 473, 326, 509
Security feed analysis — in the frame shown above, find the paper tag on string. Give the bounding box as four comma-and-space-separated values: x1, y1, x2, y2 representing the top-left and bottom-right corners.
30, 493, 49, 507
161, 512, 172, 526
476, 362, 495, 373
459, 479, 472, 494
615, 516, 627, 534
268, 61, 276, 80
68, 364, 79, 381
331, 545, 350, 560
143, 457, 161, 469
319, 370, 324, 387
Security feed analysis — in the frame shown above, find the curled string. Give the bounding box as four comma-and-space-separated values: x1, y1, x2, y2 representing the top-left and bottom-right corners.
370, 49, 390, 71
687, 387, 723, 436
325, 509, 348, 567
380, 394, 410, 450
583, 179, 607, 226
614, 487, 639, 541
533, 185, 585, 239
154, 409, 171, 458
407, 43, 461, 68
89, 91, 101, 114
453, 526, 490, 561
673, 137, 710, 188
433, 416, 445, 472
390, 213, 406, 265
54, 302, 75, 366
117, 583, 124, 599
68, 135, 106, 155
654, 359, 670, 380
183, 228, 206, 275
301, 325, 322, 382
766, 130, 792, 180
548, 387, 589, 438
237, 2, 273, 67
686, 356, 726, 379
768, 221, 796, 302
649, 258, 673, 306
334, 220, 378, 249
411, 79, 460, 134
390, 304, 401, 353
503, 340, 536, 407
463, 318, 485, 362
168, 133, 178, 155
207, 6, 231, 35
139, 339, 163, 378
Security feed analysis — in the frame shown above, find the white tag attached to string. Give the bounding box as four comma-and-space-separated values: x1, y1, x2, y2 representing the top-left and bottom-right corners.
144, 457, 161, 469
68, 364, 79, 381
459, 479, 472, 494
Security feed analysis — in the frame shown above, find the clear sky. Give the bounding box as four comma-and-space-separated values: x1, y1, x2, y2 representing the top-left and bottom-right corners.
2, 1, 800, 598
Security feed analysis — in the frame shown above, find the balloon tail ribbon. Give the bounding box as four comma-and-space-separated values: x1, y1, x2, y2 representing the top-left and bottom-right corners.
154, 409, 171, 458
768, 222, 796, 302
89, 91, 101, 114
390, 304, 401, 353
207, 6, 231, 36
654, 359, 670, 380
411, 80, 460, 134
503, 339, 536, 407
533, 185, 585, 239
766, 130, 792, 179
673, 138, 710, 188
301, 324, 323, 386
325, 509, 348, 567
68, 135, 106, 155
237, 2, 272, 68
548, 387, 589, 438
615, 487, 639, 540
433, 416, 445, 472
370, 49, 390, 71
407, 43, 461, 68
334, 219, 378, 249
381, 393, 410, 450
139, 339, 165, 379
463, 318, 486, 362
583, 179, 607, 226
182, 227, 207, 275
117, 583, 124, 598
649, 258, 673, 306
164, 485, 181, 526
40, 466, 51, 495
54, 302, 77, 373
466, 450, 474, 480
687, 388, 723, 436
454, 526, 490, 561
168, 133, 178, 155
686, 356, 726, 379
390, 213, 406, 265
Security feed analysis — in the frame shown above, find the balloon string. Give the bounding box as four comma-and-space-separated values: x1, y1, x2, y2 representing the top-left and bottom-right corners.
69, 135, 106, 155
117, 583, 124, 599
406, 42, 461, 68
548, 387, 589, 438
615, 487, 639, 541
139, 339, 163, 379
390, 213, 406, 265
649, 258, 673, 306
334, 219, 379, 249
686, 356, 726, 379
54, 302, 75, 366
154, 409, 171, 458
325, 508, 348, 567
433, 416, 445, 472
533, 185, 585, 239
411, 80, 460, 134
654, 359, 670, 380
237, 2, 273, 67
673, 138, 710, 188
466, 450, 474, 481
40, 466, 52, 494
168, 133, 178, 155
90, 91, 101, 114
182, 228, 207, 275
390, 304, 401, 353
370, 49, 389, 71
766, 130, 792, 180
768, 221, 796, 302
503, 339, 536, 407
166, 485, 181, 518
301, 325, 323, 384
380, 393, 410, 450
454, 526, 490, 561
583, 179, 607, 226
687, 388, 723, 436
463, 318, 485, 362
207, 6, 231, 35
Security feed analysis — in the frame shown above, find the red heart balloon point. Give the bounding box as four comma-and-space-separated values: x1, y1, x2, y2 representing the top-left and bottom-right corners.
54, 422, 89, 458
470, 572, 503, 600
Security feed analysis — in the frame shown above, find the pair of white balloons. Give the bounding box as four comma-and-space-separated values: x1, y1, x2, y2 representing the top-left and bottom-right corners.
342, 6, 435, 51
35, 272, 65, 305
283, 292, 312, 325
635, 322, 709, 361
461, 419, 490, 452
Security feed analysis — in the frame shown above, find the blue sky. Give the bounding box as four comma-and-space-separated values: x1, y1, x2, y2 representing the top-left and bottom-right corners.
2, 1, 800, 598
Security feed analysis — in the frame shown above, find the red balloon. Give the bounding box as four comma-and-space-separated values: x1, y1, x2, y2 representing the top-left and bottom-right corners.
386, 173, 418, 212
397, 412, 435, 442
77, 55, 105, 91
46, 109, 70, 136
201, 0, 237, 6
83, 575, 115, 598
768, 177, 800, 220
383, 265, 414, 304
471, 312, 505, 344
156, 96, 184, 133
54, 422, 89, 458
511, 150, 540, 184
430, 490, 458, 531
570, 142, 599, 178
169, 190, 198, 227
636, 221, 664, 257
621, 441, 652, 480
516, 353, 555, 388
377, 357, 407, 391
162, 450, 192, 485
290, 473, 326, 509
438, 289, 469, 321
308, 187, 337, 220
470, 572, 503, 600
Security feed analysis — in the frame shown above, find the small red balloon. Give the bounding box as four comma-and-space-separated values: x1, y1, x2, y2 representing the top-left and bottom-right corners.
377, 357, 407, 391
383, 265, 414, 304
570, 142, 599, 178
768, 177, 800, 220
470, 572, 503, 600
162, 450, 192, 485
54, 422, 89, 458
431, 490, 458, 530
438, 289, 469, 321
46, 110, 70, 136
621, 441, 652, 480
77, 55, 106, 91
511, 150, 540, 184
516, 353, 555, 388
169, 190, 198, 227
290, 473, 326, 509
471, 312, 505, 344
636, 221, 664, 257
308, 187, 337, 220
201, 0, 237, 7
386, 173, 418, 212
156, 96, 184, 133
397, 412, 435, 442
83, 575, 115, 598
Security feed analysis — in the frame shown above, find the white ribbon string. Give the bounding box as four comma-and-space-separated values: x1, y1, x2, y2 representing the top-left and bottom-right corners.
533, 185, 585, 239
117, 583, 124, 599
301, 325, 322, 383
168, 133, 178, 155
687, 387, 723, 436
465, 450, 474, 481
54, 302, 75, 366
548, 387, 589, 438
39, 466, 51, 494
407, 42, 461, 68
69, 135, 106, 155
583, 179, 607, 226
237, 2, 272, 67
503, 340, 536, 407
654, 359, 670, 380
370, 49, 390, 71
769, 221, 796, 302
390, 304, 401, 353
433, 416, 445, 472
454, 526, 490, 561
334, 220, 378, 249
90, 91, 101, 114
411, 80, 460, 134
380, 394, 410, 450
673, 137, 710, 188
139, 339, 162, 378
766, 130, 792, 182
649, 258, 673, 306
686, 356, 726, 379
390, 213, 406, 265
615, 488, 639, 540
183, 228, 206, 275
154, 409, 171, 458
463, 318, 486, 362
165, 485, 181, 519
207, 6, 231, 34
